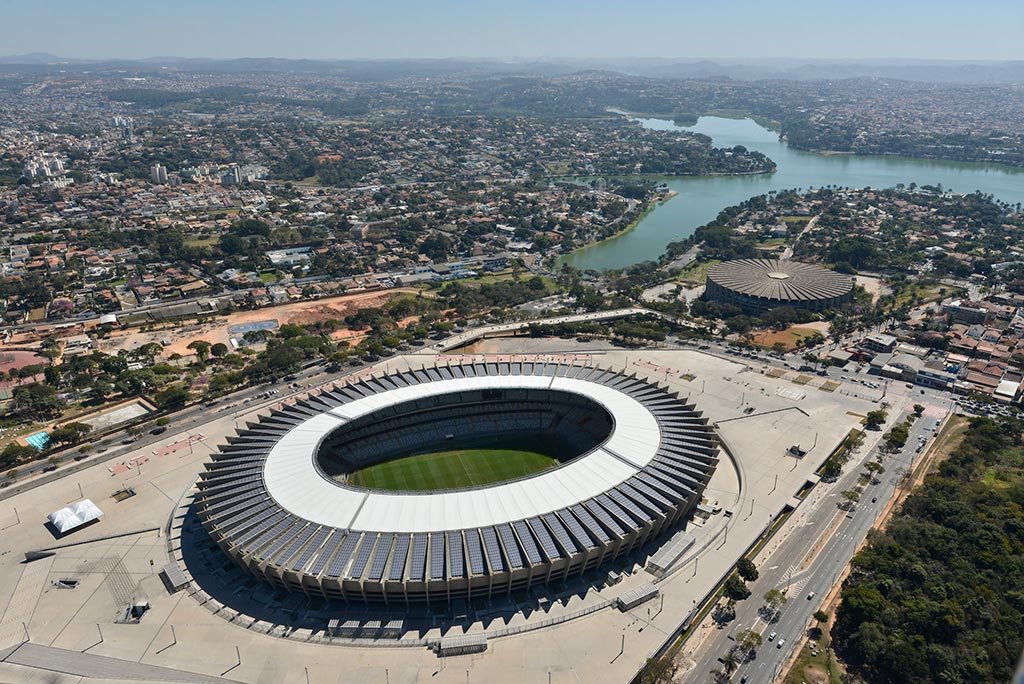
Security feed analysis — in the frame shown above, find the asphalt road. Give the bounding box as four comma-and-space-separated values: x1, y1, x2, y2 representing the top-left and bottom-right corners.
0, 358, 343, 500
679, 386, 947, 683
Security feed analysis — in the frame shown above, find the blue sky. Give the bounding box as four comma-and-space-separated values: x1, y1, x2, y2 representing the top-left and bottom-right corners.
7, 0, 1024, 61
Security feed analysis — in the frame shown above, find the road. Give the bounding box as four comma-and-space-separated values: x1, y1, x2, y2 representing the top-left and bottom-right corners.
0, 358, 345, 499
678, 391, 947, 683
780, 214, 820, 260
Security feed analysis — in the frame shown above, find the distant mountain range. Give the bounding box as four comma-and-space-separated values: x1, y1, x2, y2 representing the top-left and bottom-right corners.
2, 53, 1023, 84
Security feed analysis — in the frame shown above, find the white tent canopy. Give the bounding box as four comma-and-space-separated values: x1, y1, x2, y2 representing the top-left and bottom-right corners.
70, 499, 103, 524
47, 499, 103, 534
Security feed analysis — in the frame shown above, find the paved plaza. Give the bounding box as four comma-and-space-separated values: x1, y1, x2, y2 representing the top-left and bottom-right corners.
0, 343, 905, 684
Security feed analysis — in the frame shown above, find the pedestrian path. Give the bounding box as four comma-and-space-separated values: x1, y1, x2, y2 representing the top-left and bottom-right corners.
0, 555, 53, 649
1, 642, 240, 683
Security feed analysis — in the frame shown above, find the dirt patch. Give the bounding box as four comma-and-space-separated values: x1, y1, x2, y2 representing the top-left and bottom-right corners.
96, 289, 416, 359
802, 664, 830, 684
854, 274, 891, 303
752, 326, 824, 351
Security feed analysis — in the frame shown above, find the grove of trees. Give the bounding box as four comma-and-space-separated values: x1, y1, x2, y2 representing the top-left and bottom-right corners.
833, 417, 1024, 684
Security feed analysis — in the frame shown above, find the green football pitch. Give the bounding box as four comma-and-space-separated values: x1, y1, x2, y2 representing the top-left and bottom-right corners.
348, 443, 561, 492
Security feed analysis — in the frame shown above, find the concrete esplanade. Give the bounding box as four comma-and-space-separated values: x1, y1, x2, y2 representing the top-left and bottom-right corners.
194, 361, 719, 606
704, 258, 854, 315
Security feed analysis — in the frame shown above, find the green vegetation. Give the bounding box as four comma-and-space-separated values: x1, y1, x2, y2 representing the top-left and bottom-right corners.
820, 429, 865, 480
865, 409, 888, 430
348, 444, 559, 491
883, 420, 911, 451
833, 417, 1024, 684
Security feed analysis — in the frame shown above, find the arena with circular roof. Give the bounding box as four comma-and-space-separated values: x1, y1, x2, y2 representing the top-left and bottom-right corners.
194, 361, 719, 606
704, 258, 854, 315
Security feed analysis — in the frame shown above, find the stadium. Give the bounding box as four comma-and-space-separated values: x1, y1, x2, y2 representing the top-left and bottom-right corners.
704, 258, 854, 315
194, 361, 719, 607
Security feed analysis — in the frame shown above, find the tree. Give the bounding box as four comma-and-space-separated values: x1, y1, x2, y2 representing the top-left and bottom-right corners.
736, 629, 763, 660
736, 558, 759, 582
0, 443, 36, 468
48, 422, 92, 446
154, 384, 189, 409
635, 655, 676, 684
763, 588, 788, 619
884, 422, 909, 450
13, 382, 66, 419
187, 340, 212, 363
708, 668, 730, 684
721, 650, 739, 675
896, 466, 913, 493
841, 489, 861, 509
419, 234, 452, 261
724, 573, 750, 601
813, 609, 829, 624
210, 342, 229, 358
913, 403, 925, 416
865, 409, 888, 429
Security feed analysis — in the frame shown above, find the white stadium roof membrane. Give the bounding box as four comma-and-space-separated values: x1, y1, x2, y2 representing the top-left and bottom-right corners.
263, 375, 659, 533
194, 361, 719, 604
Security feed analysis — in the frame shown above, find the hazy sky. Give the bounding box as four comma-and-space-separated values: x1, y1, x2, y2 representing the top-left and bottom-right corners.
7, 0, 1024, 61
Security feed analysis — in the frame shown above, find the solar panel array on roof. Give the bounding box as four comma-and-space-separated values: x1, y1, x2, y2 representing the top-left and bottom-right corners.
258, 520, 303, 561
446, 531, 465, 578
570, 504, 610, 542
409, 535, 427, 581
466, 530, 485, 575
368, 535, 393, 581
349, 534, 377, 579
542, 513, 579, 555
527, 518, 560, 560
292, 527, 332, 572
430, 535, 446, 580
308, 532, 343, 576
326, 533, 361, 578
583, 500, 623, 537
481, 527, 505, 572
497, 524, 524, 569
388, 535, 410, 581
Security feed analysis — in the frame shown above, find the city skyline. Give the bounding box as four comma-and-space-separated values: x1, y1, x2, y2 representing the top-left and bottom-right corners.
5, 0, 1024, 62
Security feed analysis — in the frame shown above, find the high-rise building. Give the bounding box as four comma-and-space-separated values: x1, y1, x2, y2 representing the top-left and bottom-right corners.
150, 163, 168, 184
220, 166, 241, 186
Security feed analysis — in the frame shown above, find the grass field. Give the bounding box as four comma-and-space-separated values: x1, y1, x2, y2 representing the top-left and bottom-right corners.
349, 448, 558, 491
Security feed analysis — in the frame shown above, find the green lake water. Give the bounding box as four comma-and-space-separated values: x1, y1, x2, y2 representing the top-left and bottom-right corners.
560, 116, 1024, 271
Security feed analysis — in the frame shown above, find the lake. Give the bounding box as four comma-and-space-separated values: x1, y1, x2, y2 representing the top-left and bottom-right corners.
560, 116, 1024, 271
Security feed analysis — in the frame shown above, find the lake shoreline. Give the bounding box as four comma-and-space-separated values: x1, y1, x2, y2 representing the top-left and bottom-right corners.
562, 115, 1024, 271
556, 190, 681, 268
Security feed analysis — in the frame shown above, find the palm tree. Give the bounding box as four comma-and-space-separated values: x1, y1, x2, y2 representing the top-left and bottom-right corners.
722, 650, 739, 675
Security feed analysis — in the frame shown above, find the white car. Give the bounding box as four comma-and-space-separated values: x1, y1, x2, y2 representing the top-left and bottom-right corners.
768, 631, 777, 641
777, 638, 786, 649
